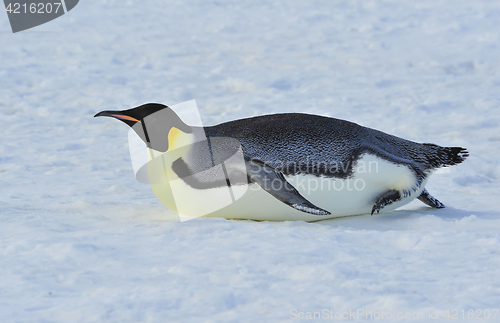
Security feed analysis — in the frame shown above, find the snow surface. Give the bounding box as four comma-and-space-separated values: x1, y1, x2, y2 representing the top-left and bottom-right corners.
1, 0, 500, 322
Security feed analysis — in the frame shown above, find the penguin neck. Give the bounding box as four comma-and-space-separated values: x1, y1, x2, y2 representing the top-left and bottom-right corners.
167, 126, 206, 152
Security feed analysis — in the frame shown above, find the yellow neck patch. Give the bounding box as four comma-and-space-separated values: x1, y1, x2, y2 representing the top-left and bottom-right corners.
167, 127, 182, 151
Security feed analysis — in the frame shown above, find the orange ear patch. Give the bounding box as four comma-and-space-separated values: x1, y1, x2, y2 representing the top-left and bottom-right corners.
111, 114, 140, 122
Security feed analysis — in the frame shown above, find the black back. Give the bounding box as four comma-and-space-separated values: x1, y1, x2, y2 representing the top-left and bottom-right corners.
204, 113, 461, 181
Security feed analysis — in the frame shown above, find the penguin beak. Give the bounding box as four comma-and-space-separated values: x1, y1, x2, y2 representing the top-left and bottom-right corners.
110, 114, 140, 122
94, 111, 140, 122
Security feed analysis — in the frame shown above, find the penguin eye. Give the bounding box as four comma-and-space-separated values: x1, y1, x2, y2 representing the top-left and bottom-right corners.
112, 114, 140, 122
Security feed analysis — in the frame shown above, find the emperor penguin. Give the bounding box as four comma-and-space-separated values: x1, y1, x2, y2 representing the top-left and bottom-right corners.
95, 103, 468, 221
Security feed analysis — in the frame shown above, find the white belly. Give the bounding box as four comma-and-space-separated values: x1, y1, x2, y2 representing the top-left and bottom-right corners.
151, 154, 428, 221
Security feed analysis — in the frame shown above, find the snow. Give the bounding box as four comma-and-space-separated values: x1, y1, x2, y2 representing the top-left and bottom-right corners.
1, 0, 500, 321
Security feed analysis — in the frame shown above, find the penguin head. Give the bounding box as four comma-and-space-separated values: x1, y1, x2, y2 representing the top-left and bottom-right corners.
94, 103, 193, 152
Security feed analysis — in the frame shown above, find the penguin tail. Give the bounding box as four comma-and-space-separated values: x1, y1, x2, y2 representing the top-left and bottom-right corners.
422, 144, 469, 168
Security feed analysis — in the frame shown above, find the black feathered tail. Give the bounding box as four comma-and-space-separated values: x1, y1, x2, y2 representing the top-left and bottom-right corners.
422, 143, 469, 168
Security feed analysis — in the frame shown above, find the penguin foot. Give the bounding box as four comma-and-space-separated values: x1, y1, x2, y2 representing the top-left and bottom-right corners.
371, 190, 402, 215
417, 188, 445, 208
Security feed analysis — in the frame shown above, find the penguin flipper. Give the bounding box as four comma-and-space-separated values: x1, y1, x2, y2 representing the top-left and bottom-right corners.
417, 188, 445, 208
247, 160, 330, 216
371, 190, 402, 215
